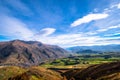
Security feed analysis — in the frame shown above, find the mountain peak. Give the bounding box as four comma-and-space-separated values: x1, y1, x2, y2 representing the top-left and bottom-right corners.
0, 40, 69, 66
11, 39, 25, 43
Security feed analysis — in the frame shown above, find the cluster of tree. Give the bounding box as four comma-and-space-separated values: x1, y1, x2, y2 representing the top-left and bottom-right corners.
50, 58, 89, 66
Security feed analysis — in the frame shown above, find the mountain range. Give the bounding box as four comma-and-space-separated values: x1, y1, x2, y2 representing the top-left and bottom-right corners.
67, 45, 120, 53
0, 40, 69, 66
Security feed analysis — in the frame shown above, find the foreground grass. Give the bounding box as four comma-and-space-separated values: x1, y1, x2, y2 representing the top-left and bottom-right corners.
0, 66, 63, 80
0, 66, 26, 80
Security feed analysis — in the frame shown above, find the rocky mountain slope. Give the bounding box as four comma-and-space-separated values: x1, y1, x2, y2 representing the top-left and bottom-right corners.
0, 40, 69, 66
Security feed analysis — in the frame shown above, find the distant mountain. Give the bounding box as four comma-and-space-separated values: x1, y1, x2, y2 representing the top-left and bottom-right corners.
67, 45, 120, 53
0, 40, 69, 66
76, 49, 98, 54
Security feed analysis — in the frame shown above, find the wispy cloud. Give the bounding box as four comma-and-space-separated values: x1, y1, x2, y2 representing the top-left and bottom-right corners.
3, 0, 33, 16
36, 28, 56, 37
71, 13, 109, 27
97, 24, 120, 32
34, 33, 98, 47
104, 32, 120, 37
110, 3, 120, 9
0, 15, 33, 40
33, 33, 120, 47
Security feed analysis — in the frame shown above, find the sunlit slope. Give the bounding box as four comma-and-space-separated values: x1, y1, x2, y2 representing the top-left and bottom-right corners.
0, 66, 65, 80
63, 61, 120, 80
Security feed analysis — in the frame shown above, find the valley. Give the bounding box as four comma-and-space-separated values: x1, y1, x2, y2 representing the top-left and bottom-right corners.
0, 40, 120, 80
1, 0, 120, 80
0, 52, 120, 80
41, 52, 120, 68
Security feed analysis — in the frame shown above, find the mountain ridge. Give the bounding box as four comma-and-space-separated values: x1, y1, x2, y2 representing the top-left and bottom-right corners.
67, 45, 120, 53
0, 40, 69, 66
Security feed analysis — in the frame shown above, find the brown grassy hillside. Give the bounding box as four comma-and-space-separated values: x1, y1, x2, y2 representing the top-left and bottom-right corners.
0, 66, 26, 80
0, 66, 66, 80
1, 62, 120, 80
63, 61, 120, 80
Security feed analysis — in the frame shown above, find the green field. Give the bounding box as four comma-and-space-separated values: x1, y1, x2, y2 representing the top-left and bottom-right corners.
41, 53, 120, 68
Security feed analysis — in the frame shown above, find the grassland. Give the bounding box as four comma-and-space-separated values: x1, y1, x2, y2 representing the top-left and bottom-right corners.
0, 66, 26, 80
41, 53, 120, 68
0, 66, 63, 80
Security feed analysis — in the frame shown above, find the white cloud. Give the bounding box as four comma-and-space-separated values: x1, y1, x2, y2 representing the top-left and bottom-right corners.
34, 33, 99, 47
113, 33, 120, 35
109, 3, 120, 9
97, 29, 108, 32
28, 2, 120, 47
37, 28, 56, 36
33, 32, 120, 48
0, 15, 34, 40
85, 32, 97, 35
117, 3, 120, 9
97, 24, 120, 32
113, 3, 120, 9
71, 13, 109, 27
104, 32, 120, 37
93, 8, 99, 12
103, 8, 112, 13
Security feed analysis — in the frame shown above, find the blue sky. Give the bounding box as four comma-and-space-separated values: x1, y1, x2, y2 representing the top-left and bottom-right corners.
0, 0, 120, 47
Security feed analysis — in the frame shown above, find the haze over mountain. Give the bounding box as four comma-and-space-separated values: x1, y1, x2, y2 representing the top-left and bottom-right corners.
67, 45, 120, 53
0, 40, 69, 66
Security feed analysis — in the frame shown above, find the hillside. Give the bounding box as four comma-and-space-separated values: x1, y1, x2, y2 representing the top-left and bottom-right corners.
5, 61, 120, 80
0, 60, 120, 80
0, 40, 69, 66
0, 66, 65, 80
63, 61, 120, 80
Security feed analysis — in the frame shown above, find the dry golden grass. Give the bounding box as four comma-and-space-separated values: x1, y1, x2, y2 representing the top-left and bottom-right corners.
0, 66, 26, 80
63, 61, 120, 80
0, 66, 65, 80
